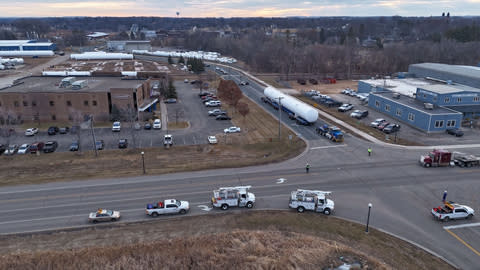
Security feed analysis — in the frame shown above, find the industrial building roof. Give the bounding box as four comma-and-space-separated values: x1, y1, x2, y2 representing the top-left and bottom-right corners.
360, 78, 437, 97
372, 91, 462, 115
0, 76, 143, 93
419, 83, 480, 94
410, 63, 480, 80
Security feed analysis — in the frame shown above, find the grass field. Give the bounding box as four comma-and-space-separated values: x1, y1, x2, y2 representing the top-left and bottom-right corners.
0, 211, 454, 270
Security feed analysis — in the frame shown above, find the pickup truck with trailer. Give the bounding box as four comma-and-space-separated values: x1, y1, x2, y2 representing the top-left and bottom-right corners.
211, 185, 255, 210
146, 199, 190, 217
288, 189, 335, 215
432, 201, 474, 221
316, 124, 344, 142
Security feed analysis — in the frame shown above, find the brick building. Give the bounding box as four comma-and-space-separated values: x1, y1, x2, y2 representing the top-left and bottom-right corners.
0, 76, 164, 124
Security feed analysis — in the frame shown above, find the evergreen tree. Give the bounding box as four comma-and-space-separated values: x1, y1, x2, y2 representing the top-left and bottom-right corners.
178, 56, 185, 64
168, 55, 173, 64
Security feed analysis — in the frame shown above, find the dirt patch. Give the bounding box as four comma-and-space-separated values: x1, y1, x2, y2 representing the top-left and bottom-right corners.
0, 211, 453, 270
289, 79, 358, 95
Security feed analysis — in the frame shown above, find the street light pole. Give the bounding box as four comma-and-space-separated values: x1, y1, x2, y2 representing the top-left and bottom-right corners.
366, 203, 372, 233
141, 151, 145, 174
90, 115, 98, 157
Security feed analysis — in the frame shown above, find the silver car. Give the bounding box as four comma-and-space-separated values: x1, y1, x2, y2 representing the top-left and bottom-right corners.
88, 209, 121, 223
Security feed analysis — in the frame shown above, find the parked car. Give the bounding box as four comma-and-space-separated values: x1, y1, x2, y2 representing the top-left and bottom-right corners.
208, 109, 227, 116
48, 126, 59, 135
184, 79, 189, 83
350, 110, 369, 119
112, 121, 121, 132
43, 141, 58, 153
224, 126, 241, 133
0, 144, 6, 155
205, 100, 221, 107
29, 142, 45, 154
370, 118, 386, 128
341, 89, 352, 95
118, 139, 128, 149
59, 127, 69, 134
383, 124, 401, 134
338, 104, 354, 112
4, 144, 19, 155
309, 79, 318, 85
153, 119, 162, 129
216, 115, 231, 120
88, 209, 121, 223
164, 98, 177, 103
95, 140, 105, 150
25, 128, 39, 136
163, 135, 173, 146
144, 122, 152, 130
69, 141, 79, 151
239, 81, 249, 86
377, 121, 391, 131
446, 128, 464, 137
208, 136, 218, 144
17, 144, 30, 154
198, 92, 211, 97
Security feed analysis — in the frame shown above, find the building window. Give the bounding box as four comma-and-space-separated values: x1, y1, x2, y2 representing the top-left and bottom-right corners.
68, 115, 73, 121
408, 113, 415, 122
434, 120, 444, 128
66, 100, 72, 106
385, 104, 391, 112
92, 100, 97, 106
14, 101, 19, 107
51, 115, 56, 120
84, 100, 89, 106
447, 120, 456, 127
50, 101, 55, 106
423, 94, 426, 98
474, 97, 480, 102
32, 101, 37, 107
444, 97, 450, 103
396, 108, 402, 117
457, 98, 462, 103
23, 101, 28, 107
375, 100, 380, 108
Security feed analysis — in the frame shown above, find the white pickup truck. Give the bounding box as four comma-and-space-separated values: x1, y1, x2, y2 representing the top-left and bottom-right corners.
211, 185, 255, 210
289, 189, 335, 215
431, 202, 474, 221
145, 199, 190, 217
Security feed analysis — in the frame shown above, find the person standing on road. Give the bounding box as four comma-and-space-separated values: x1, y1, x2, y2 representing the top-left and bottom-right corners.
305, 163, 310, 173
368, 147, 372, 156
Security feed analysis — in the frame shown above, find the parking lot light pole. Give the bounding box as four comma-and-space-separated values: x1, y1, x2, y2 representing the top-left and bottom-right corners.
90, 115, 98, 157
141, 151, 145, 174
366, 203, 372, 233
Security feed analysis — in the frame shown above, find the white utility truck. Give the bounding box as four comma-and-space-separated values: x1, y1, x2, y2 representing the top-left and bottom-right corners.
145, 199, 190, 217
288, 189, 335, 215
211, 185, 255, 210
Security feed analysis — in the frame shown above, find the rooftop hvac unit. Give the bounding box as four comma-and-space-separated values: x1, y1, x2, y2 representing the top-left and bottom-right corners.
424, 103, 434, 110
72, 80, 87, 90
392, 92, 400, 99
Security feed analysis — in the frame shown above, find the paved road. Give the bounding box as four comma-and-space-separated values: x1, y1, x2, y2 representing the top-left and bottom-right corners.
1, 135, 480, 268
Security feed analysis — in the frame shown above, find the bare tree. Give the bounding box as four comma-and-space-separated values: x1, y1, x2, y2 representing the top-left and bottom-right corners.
217, 80, 243, 113
236, 102, 250, 124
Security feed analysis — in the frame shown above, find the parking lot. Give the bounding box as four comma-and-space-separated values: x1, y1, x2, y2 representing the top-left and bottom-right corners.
0, 81, 237, 154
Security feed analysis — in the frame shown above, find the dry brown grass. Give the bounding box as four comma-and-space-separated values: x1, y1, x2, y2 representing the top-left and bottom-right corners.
0, 211, 453, 270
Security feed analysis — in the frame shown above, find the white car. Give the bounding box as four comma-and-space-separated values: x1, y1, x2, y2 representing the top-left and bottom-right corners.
208, 136, 218, 144
338, 104, 354, 112
224, 126, 241, 133
164, 134, 173, 146
17, 144, 30, 154
112, 121, 121, 132
153, 119, 162, 129
370, 118, 386, 128
205, 100, 221, 107
25, 128, 38, 136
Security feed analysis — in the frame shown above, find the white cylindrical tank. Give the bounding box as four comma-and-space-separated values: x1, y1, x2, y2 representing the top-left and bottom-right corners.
0, 51, 54, 57
71, 52, 133, 60
0, 58, 24, 65
42, 71, 67, 76
0, 64, 4, 70
67, 71, 91, 76
264, 86, 318, 123
121, 71, 137, 76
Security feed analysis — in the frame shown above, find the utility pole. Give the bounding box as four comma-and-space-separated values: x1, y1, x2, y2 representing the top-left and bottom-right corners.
277, 97, 284, 141
90, 115, 98, 157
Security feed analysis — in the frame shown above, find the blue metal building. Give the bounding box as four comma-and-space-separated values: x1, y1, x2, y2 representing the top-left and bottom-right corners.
362, 63, 480, 133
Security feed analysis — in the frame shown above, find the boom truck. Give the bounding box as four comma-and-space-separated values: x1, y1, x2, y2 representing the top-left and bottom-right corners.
419, 149, 480, 168
211, 186, 255, 210
288, 189, 335, 215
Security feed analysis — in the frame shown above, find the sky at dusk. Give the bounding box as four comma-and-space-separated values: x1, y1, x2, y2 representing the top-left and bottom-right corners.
1, 0, 479, 17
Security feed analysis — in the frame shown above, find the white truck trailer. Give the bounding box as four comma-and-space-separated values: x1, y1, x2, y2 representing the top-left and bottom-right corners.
288, 189, 335, 215
211, 185, 255, 210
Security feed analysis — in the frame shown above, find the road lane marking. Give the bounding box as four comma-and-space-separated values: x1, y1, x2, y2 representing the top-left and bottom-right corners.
445, 229, 480, 257
310, 145, 347, 150
444, 222, 480, 230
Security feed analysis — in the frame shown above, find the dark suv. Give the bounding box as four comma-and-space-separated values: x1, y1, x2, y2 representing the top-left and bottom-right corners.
48, 126, 59, 135
446, 128, 464, 137
118, 139, 128, 149
43, 141, 58, 153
